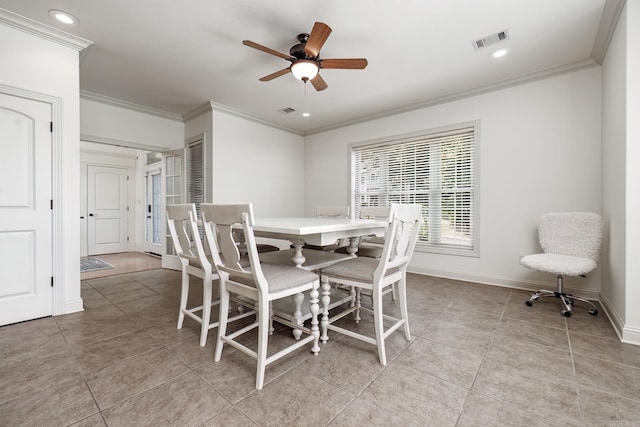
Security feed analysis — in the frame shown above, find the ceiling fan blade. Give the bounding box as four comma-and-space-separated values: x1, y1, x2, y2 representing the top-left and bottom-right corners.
320, 58, 368, 69
259, 68, 291, 81
304, 22, 332, 57
243, 40, 294, 61
310, 74, 328, 91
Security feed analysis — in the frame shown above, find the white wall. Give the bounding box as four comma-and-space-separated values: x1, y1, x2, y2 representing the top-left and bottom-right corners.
600, 1, 640, 345
81, 97, 184, 151
601, 4, 627, 332
624, 0, 640, 343
210, 108, 306, 217
0, 14, 89, 315
305, 67, 602, 297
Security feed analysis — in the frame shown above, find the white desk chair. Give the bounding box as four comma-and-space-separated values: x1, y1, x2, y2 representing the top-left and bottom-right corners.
320, 203, 422, 366
520, 212, 603, 317
201, 203, 321, 390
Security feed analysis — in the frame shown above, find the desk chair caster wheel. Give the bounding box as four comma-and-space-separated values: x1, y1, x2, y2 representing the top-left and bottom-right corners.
561, 309, 571, 317
588, 308, 598, 316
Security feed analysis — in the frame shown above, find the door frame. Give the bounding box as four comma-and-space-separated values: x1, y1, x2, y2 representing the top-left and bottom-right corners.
80, 158, 136, 257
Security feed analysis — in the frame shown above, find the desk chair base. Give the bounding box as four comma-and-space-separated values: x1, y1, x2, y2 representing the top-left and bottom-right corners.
525, 275, 598, 317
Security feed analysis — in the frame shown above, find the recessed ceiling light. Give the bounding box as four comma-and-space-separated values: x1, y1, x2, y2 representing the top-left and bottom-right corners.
302, 112, 311, 117
489, 48, 510, 59
48, 9, 78, 25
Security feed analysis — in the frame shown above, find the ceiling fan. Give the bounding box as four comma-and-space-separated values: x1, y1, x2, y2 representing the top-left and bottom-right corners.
243, 22, 368, 91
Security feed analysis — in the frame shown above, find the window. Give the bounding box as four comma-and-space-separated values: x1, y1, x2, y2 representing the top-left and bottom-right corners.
351, 122, 478, 256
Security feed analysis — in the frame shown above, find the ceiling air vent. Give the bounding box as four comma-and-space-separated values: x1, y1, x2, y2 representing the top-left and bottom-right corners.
279, 107, 296, 114
472, 29, 509, 50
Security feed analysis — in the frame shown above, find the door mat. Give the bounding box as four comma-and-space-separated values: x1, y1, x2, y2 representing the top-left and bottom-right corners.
81, 257, 114, 273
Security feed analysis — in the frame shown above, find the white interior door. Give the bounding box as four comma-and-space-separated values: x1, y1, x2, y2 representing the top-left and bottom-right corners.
0, 93, 53, 326
145, 168, 162, 255
87, 165, 128, 255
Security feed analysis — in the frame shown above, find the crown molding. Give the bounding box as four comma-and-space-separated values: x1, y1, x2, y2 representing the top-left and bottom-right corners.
182, 101, 304, 136
305, 58, 599, 136
0, 8, 91, 51
80, 134, 171, 152
211, 102, 304, 136
84, 57, 599, 139
181, 101, 213, 122
80, 91, 183, 121
591, 0, 626, 64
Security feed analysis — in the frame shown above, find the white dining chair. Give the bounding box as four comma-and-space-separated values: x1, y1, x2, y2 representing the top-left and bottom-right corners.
201, 202, 321, 390
335, 205, 397, 301
320, 203, 422, 365
166, 204, 218, 347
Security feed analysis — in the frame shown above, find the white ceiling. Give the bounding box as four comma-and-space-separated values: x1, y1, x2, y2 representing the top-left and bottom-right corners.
0, 0, 620, 134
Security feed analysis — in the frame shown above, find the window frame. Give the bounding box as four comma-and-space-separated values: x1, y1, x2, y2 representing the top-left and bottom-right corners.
348, 121, 480, 257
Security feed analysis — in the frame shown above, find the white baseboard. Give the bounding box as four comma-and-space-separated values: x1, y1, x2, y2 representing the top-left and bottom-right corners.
591, 292, 640, 346
598, 292, 625, 339
408, 267, 600, 300
622, 325, 640, 346
64, 298, 84, 315
408, 267, 640, 347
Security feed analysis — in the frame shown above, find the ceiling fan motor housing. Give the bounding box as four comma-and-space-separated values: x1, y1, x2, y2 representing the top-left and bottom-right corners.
290, 34, 314, 60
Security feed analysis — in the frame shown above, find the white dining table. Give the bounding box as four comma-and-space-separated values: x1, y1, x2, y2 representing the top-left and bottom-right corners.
253, 216, 388, 341
253, 216, 387, 268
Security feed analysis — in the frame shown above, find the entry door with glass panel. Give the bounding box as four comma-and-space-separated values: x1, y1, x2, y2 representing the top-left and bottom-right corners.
145, 168, 162, 255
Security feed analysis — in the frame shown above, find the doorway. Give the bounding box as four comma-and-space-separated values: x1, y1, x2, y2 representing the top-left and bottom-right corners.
86, 165, 129, 255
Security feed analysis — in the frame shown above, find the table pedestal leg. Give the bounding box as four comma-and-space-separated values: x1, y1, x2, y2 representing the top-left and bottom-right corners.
291, 242, 306, 267
345, 236, 359, 256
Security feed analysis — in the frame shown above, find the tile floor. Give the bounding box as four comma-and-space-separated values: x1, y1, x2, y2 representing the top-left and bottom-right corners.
2, 270, 640, 426
81, 252, 162, 281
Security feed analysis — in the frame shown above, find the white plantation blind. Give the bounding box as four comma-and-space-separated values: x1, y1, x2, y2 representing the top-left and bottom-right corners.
351, 124, 478, 255
187, 139, 204, 240
188, 139, 204, 206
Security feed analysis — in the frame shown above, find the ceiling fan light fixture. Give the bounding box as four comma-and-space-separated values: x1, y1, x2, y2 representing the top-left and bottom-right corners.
291, 60, 319, 82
